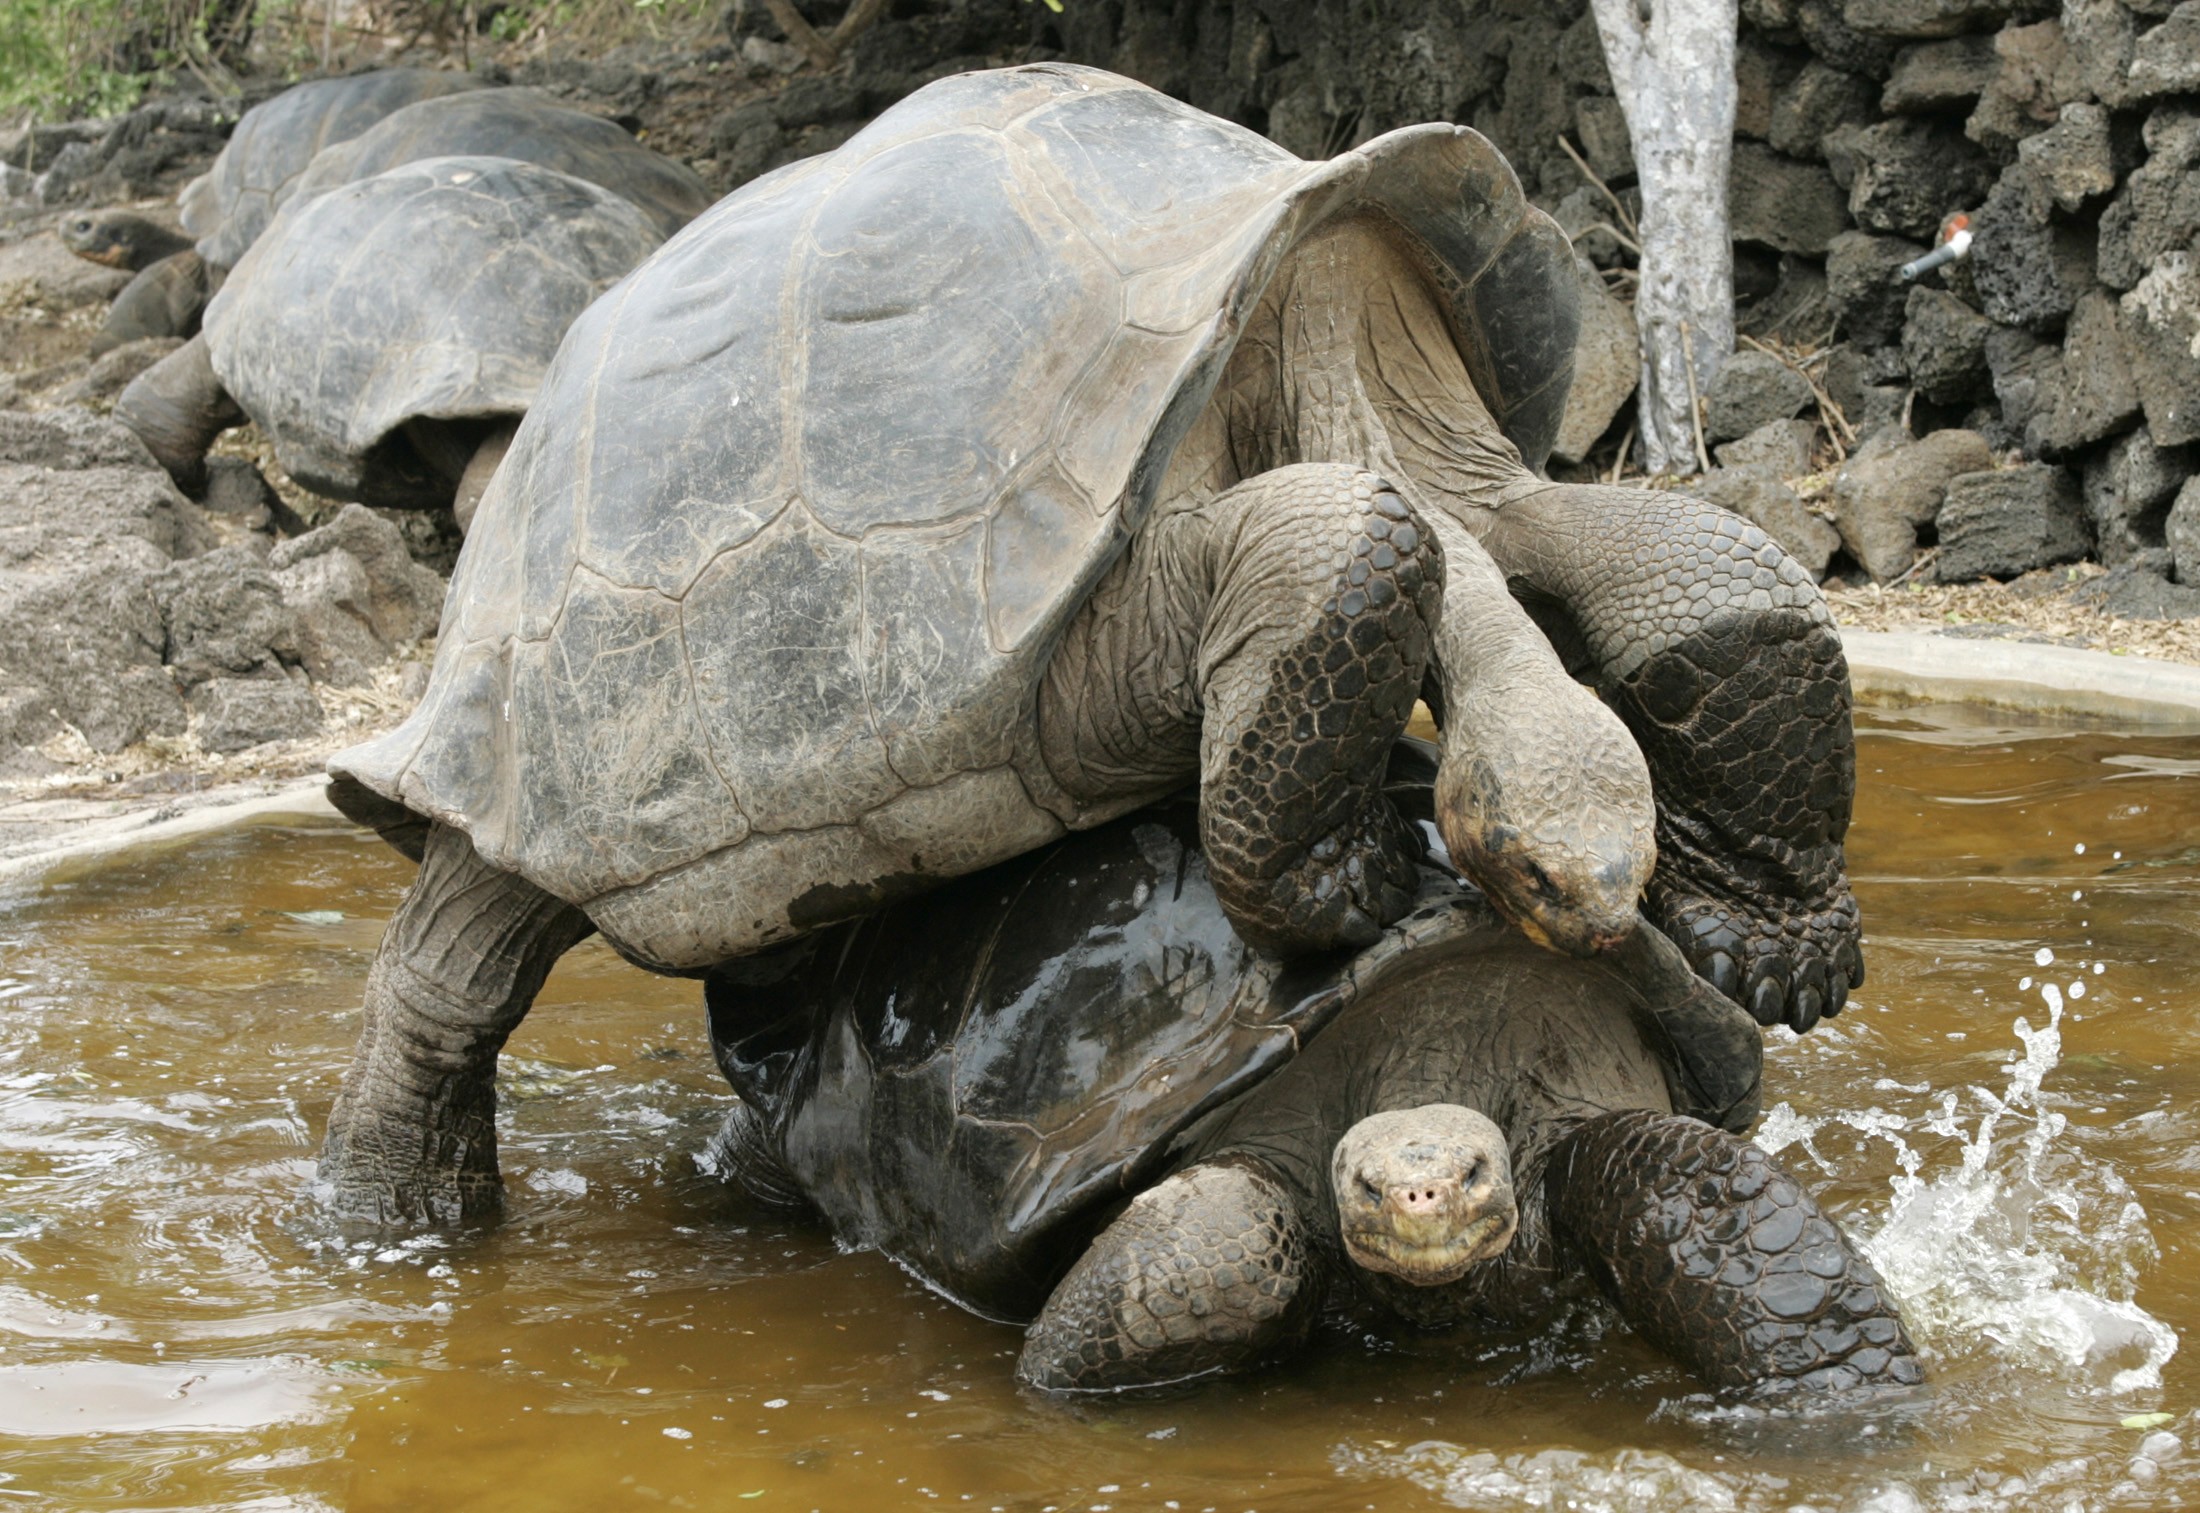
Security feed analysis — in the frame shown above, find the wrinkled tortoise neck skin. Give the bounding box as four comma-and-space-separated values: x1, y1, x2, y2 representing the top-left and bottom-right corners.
1174, 211, 1864, 1033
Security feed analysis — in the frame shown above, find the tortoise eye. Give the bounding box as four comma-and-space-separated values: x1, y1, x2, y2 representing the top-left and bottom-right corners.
1360, 1178, 1382, 1205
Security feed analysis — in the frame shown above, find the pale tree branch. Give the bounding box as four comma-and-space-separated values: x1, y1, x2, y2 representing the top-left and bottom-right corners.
1585, 0, 1737, 475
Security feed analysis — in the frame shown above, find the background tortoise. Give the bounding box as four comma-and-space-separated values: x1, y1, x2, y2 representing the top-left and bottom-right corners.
57, 211, 206, 356
283, 89, 711, 243
117, 154, 671, 511
179, 67, 487, 273
708, 745, 1919, 1396
311, 64, 1850, 1224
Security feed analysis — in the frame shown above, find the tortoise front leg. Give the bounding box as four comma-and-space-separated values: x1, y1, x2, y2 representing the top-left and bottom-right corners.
1467, 484, 1862, 1031
114, 333, 240, 495
318, 822, 594, 1226
1546, 1109, 1921, 1394
1019, 1157, 1324, 1393
1041, 463, 1439, 956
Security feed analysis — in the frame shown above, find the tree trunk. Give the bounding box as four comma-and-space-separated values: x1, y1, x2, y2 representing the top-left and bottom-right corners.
1590, 0, 1737, 476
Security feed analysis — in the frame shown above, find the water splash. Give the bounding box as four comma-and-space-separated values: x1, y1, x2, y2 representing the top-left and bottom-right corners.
1334, 1442, 1760, 1512
1759, 967, 2177, 1394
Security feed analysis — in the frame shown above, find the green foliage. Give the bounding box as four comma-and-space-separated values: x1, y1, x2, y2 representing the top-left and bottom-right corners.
0, 0, 147, 118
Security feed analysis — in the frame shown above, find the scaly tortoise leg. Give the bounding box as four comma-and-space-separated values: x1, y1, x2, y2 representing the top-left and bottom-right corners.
1468, 483, 1863, 1031
114, 332, 240, 496
1018, 1157, 1323, 1393
1041, 462, 1441, 957
318, 822, 594, 1226
1546, 1108, 1921, 1394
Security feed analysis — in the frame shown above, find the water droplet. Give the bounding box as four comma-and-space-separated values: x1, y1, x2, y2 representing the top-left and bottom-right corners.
2071, 981, 2087, 1000
664, 1427, 692, 1440
2076, 843, 2087, 854
2035, 947, 2056, 967
764, 1398, 788, 1409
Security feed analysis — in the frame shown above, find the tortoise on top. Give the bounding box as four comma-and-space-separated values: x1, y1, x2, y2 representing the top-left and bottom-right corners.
118, 155, 667, 510
315, 65, 1853, 1224
179, 67, 488, 272
708, 746, 1917, 1396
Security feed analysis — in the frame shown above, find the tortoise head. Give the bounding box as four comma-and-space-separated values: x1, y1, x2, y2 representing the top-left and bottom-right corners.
1330, 1105, 1516, 1286
59, 211, 140, 268
1433, 681, 1655, 958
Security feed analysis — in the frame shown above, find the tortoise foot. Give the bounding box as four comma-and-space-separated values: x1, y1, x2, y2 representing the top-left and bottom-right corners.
1230, 793, 1424, 957
1653, 833, 1863, 1033
318, 822, 593, 1229
1019, 1158, 1319, 1393
1550, 1110, 1922, 1395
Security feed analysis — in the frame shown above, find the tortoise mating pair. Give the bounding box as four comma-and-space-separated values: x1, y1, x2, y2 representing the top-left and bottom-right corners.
710, 746, 1918, 1395
310, 63, 1860, 1266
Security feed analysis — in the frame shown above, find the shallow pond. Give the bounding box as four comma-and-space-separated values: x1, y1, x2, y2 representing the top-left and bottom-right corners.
2, 705, 2198, 1511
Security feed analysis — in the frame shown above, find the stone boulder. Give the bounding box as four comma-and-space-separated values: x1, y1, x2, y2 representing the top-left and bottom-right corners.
0, 409, 236, 754
2084, 427, 2191, 564
1984, 325, 2064, 442
2167, 478, 2200, 584
1730, 144, 1850, 255
2127, 2, 2200, 101
1843, 0, 2051, 38
2122, 251, 2200, 446
1715, 418, 1818, 474
2015, 102, 2116, 212
2066, 548, 2200, 618
189, 675, 323, 754
1844, 119, 1996, 240
1935, 464, 2090, 581
1798, 0, 1898, 78
1698, 466, 1842, 578
1827, 231, 1929, 344
1882, 35, 2000, 114
1900, 286, 1992, 403
1830, 428, 1996, 579
1967, 19, 2077, 158
1771, 64, 1878, 159
2097, 110, 2200, 292
2064, 0, 2140, 110
154, 546, 301, 689
1971, 162, 2094, 332
1707, 351, 1814, 443
2032, 290, 2140, 456
269, 505, 447, 688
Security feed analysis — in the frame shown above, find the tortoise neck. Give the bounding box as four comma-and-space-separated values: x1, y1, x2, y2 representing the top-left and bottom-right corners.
1208, 215, 1536, 519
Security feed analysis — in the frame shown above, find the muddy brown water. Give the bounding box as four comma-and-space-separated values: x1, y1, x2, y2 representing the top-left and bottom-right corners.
2, 705, 2198, 1511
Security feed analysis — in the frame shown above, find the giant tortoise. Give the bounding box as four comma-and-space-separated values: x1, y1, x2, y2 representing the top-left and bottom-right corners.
179, 67, 488, 272
117, 154, 669, 510
57, 211, 207, 356
283, 88, 711, 242
311, 64, 1858, 1225
708, 743, 1919, 1395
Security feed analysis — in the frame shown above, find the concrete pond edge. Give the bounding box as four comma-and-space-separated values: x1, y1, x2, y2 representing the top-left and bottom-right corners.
1841, 629, 2200, 732
0, 775, 339, 891
1, 631, 2197, 890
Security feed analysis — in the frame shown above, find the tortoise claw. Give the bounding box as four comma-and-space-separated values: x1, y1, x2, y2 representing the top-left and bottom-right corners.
1825, 971, 1849, 1018
1705, 950, 1740, 1002
1747, 973, 1787, 1028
